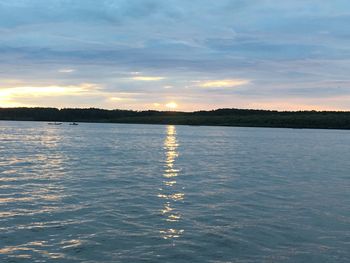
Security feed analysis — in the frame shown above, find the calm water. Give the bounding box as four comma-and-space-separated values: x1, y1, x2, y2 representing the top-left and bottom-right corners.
0, 121, 349, 263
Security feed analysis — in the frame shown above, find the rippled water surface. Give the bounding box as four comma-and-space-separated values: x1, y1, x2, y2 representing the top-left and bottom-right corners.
0, 121, 349, 262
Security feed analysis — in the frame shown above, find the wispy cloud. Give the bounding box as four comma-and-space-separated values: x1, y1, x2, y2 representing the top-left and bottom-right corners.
197, 79, 250, 88
0, 83, 100, 106
131, 76, 165, 81
58, 68, 75, 73
0, 84, 91, 98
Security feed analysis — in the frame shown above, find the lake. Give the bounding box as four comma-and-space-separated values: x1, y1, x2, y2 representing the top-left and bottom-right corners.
0, 121, 349, 262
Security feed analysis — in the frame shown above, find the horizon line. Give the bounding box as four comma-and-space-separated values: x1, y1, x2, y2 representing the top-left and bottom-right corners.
1, 106, 350, 113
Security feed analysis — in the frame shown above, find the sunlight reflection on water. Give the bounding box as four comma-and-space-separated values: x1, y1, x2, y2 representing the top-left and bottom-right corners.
159, 125, 185, 240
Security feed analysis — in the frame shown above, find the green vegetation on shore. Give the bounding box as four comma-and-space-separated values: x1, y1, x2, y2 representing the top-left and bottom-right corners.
1, 107, 350, 129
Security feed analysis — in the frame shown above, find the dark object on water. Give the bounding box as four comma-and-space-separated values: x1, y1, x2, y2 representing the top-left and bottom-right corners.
48, 122, 62, 125
69, 122, 78, 126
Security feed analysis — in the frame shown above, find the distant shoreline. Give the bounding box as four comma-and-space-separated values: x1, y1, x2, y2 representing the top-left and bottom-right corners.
1, 107, 350, 130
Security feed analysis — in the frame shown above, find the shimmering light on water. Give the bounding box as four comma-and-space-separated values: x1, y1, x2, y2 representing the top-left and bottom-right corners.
0, 121, 350, 262
159, 125, 184, 240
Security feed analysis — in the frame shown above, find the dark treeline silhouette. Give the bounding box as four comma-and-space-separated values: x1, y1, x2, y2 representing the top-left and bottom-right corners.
1, 107, 350, 129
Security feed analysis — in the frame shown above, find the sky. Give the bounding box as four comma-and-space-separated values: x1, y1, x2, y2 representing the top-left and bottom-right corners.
1, 0, 350, 111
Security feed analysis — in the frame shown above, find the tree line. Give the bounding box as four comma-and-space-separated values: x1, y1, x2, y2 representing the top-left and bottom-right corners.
1, 107, 350, 129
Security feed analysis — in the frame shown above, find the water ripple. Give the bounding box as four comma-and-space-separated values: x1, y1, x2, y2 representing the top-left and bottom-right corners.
0, 121, 349, 262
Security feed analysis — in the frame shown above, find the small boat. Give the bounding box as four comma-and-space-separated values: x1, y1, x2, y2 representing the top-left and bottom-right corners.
48, 122, 62, 125
69, 122, 78, 126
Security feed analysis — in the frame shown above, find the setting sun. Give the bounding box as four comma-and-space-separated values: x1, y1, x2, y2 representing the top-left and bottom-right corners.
165, 102, 178, 109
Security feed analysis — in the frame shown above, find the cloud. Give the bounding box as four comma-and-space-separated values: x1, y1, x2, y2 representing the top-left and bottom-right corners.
0, 84, 93, 98
58, 68, 75, 73
109, 96, 136, 102
197, 79, 250, 88
0, 83, 95, 107
131, 76, 165, 81
1, 1, 350, 110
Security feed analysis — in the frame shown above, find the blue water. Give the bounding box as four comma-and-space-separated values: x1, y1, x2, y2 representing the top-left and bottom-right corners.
0, 121, 349, 262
